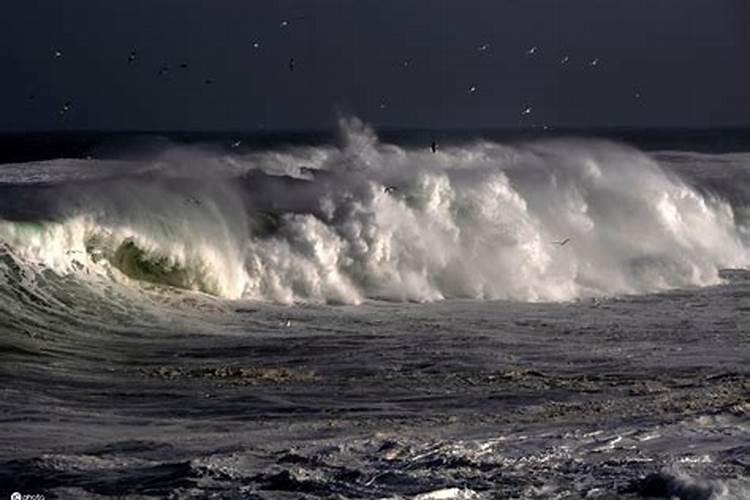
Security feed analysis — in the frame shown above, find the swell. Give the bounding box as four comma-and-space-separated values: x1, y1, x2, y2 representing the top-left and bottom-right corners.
0, 117, 748, 305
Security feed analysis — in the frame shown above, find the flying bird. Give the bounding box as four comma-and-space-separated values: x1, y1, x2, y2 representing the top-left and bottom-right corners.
552, 238, 571, 246
468, 85, 477, 95
560, 55, 570, 65
477, 43, 490, 52
288, 57, 295, 72
526, 46, 538, 56
521, 106, 533, 116
59, 101, 72, 115
128, 50, 137, 63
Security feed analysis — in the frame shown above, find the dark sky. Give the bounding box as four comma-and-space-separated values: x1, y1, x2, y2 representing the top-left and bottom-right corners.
1, 0, 749, 131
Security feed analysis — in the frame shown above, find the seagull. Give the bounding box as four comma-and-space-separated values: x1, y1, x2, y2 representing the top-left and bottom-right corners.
401, 59, 412, 68
204, 78, 214, 85
288, 57, 295, 72
128, 50, 137, 63
59, 101, 72, 115
384, 186, 398, 194
526, 46, 537, 56
589, 57, 599, 67
185, 197, 201, 206
431, 139, 438, 154
231, 140, 242, 148
477, 43, 490, 52
54, 50, 63, 58
280, 20, 288, 27
379, 102, 386, 110
157, 66, 169, 76
283, 319, 292, 327
252, 41, 260, 49
560, 55, 570, 65
179, 63, 188, 69
469, 85, 477, 95
552, 238, 571, 246
521, 106, 533, 116
634, 90, 641, 99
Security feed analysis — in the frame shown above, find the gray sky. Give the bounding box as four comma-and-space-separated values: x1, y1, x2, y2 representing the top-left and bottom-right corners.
1, 0, 748, 131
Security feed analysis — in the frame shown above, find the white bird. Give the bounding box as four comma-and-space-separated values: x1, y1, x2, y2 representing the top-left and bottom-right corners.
252, 41, 260, 49
521, 106, 532, 116
469, 85, 477, 95
54, 50, 63, 58
590, 57, 599, 67
526, 46, 537, 56
231, 140, 242, 148
284, 319, 292, 328
560, 55, 569, 65
477, 43, 490, 52
552, 238, 571, 246
280, 20, 288, 28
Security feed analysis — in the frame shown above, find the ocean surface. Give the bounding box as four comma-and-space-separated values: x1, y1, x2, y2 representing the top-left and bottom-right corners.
0, 119, 749, 499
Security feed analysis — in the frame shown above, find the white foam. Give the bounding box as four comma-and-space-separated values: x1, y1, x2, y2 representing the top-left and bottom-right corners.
0, 117, 748, 304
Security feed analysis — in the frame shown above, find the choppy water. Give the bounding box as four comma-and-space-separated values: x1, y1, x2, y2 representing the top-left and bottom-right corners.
1, 120, 749, 499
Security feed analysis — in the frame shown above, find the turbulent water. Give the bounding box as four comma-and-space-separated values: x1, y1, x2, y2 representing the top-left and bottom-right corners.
1, 119, 749, 499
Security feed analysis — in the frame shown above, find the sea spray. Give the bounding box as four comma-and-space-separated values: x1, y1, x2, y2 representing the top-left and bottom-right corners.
0, 117, 747, 303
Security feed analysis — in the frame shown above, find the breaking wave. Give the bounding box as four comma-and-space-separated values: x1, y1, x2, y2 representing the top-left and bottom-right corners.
0, 117, 748, 304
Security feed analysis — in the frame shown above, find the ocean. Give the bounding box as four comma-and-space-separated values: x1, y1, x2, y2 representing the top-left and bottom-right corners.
0, 118, 749, 499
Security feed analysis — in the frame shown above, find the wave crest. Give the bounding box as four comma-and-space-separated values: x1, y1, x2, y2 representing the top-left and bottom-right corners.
0, 118, 748, 304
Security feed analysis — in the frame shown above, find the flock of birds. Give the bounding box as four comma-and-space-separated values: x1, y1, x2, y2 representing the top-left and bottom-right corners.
47, 19, 301, 117
49, 19, 590, 248
42, 17, 638, 125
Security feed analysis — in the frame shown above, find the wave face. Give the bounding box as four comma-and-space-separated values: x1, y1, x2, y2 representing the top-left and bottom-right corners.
1, 117, 749, 304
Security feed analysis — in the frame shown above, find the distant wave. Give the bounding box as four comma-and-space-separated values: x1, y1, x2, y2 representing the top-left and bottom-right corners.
0, 117, 748, 304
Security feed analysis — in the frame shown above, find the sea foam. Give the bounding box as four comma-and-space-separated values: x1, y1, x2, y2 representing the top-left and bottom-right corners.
0, 117, 747, 303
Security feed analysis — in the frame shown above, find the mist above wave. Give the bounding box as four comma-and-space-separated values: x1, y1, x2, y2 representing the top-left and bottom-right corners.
0, 117, 747, 304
